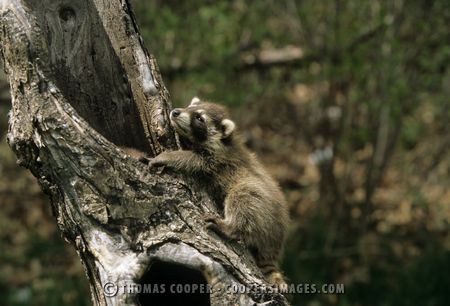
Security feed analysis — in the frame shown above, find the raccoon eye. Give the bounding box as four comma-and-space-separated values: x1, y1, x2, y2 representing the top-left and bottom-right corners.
194, 113, 204, 123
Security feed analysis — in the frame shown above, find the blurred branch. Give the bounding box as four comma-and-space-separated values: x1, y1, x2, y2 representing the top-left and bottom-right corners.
241, 22, 386, 70
365, 105, 391, 201
362, 105, 402, 230
161, 23, 387, 76
240, 45, 304, 67
424, 135, 450, 179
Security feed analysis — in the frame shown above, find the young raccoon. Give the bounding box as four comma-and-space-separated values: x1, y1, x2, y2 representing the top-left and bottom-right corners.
150, 97, 290, 285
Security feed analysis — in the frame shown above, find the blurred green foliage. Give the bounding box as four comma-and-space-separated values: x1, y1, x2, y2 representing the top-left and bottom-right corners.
132, 3, 450, 303
0, 136, 90, 306
1, 0, 450, 305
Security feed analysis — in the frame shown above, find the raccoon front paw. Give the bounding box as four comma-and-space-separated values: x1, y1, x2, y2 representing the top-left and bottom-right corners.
148, 151, 173, 168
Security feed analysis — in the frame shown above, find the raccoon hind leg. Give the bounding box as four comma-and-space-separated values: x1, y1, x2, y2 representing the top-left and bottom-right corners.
258, 261, 287, 287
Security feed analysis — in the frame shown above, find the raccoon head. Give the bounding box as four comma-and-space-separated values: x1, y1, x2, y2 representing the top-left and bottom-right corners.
170, 97, 236, 150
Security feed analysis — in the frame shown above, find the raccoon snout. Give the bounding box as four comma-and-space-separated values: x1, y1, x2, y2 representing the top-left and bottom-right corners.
171, 109, 181, 118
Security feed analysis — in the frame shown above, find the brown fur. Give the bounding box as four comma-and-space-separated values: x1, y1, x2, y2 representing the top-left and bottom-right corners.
149, 98, 290, 286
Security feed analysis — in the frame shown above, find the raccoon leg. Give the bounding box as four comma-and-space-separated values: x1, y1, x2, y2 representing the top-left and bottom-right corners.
148, 150, 207, 173
205, 190, 256, 243
120, 147, 150, 164
255, 255, 287, 287
225, 189, 287, 287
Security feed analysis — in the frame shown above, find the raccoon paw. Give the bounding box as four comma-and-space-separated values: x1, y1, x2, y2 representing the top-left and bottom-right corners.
204, 216, 225, 235
266, 271, 288, 292
204, 216, 239, 242
147, 157, 166, 168
203, 215, 219, 224
205, 222, 221, 233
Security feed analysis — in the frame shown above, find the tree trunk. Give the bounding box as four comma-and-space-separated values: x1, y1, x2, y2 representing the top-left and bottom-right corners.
0, 0, 288, 305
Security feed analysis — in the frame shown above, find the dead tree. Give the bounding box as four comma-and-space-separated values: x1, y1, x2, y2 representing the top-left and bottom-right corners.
0, 0, 289, 305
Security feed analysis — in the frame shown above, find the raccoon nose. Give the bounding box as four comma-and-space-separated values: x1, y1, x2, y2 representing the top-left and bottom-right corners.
171, 109, 181, 117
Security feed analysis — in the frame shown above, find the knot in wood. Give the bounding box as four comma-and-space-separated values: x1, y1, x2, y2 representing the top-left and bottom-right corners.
59, 6, 76, 26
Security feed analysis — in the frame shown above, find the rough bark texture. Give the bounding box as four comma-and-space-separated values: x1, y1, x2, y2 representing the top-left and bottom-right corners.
0, 0, 289, 305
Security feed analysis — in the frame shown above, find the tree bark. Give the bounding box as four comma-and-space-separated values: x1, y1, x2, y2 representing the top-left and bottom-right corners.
0, 0, 288, 305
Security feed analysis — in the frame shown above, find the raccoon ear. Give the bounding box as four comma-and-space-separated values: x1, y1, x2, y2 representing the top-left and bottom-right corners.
221, 119, 235, 138
189, 96, 201, 106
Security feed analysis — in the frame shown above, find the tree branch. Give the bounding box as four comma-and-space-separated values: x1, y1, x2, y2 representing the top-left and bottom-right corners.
0, 0, 288, 305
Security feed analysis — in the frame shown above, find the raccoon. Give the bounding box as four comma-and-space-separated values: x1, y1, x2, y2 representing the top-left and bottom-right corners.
149, 97, 290, 286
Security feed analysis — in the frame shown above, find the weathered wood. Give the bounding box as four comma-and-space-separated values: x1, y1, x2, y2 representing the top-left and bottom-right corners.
0, 0, 289, 305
